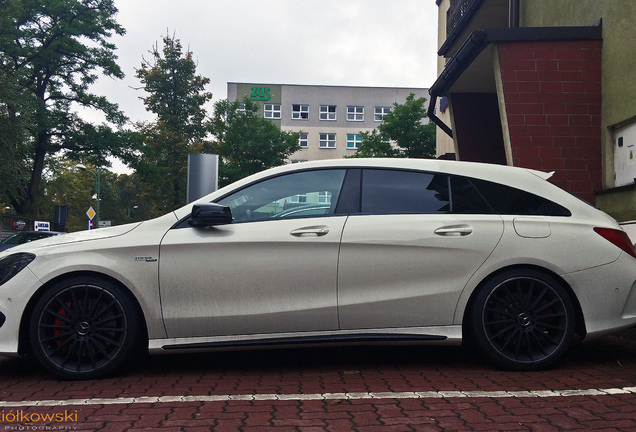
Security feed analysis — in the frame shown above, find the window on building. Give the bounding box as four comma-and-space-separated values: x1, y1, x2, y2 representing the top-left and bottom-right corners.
290, 193, 307, 204
318, 191, 332, 204
319, 133, 336, 148
374, 106, 391, 121
292, 104, 309, 120
299, 132, 308, 148
346, 134, 363, 149
319, 105, 337, 120
264, 104, 281, 119
347, 106, 364, 121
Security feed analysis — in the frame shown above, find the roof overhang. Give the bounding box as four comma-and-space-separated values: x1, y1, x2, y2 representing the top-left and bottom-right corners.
427, 25, 602, 137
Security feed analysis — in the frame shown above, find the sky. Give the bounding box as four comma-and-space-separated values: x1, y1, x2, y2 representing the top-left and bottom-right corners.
84, 0, 440, 124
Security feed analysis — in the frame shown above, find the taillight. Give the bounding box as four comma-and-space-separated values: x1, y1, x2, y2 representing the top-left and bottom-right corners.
594, 227, 636, 258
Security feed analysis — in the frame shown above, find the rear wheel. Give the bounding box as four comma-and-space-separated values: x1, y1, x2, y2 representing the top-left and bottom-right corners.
468, 269, 576, 371
29, 276, 141, 380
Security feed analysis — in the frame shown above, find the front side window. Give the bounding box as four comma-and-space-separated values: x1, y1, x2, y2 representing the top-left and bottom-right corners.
361, 169, 450, 214
319, 133, 336, 148
346, 134, 362, 149
292, 104, 309, 120
264, 104, 281, 119
319, 105, 337, 120
217, 169, 347, 222
347, 106, 364, 121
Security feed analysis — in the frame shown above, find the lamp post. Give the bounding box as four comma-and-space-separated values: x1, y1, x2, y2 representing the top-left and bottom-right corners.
74, 163, 100, 228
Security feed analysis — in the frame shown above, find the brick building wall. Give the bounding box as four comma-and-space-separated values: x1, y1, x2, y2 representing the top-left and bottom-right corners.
498, 40, 602, 204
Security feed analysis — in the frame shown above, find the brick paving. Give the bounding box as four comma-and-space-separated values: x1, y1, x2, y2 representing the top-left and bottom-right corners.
0, 332, 635, 431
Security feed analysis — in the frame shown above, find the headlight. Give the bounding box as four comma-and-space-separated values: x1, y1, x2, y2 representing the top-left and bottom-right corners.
0, 253, 36, 286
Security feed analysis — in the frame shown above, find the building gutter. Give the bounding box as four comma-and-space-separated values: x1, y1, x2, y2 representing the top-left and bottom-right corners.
427, 25, 602, 138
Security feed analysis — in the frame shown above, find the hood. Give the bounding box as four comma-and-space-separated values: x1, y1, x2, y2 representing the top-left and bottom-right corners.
0, 222, 142, 257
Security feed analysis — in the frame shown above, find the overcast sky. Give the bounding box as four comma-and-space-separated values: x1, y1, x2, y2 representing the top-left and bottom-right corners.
83, 0, 440, 125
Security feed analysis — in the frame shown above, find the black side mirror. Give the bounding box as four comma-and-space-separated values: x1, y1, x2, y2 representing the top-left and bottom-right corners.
188, 204, 233, 227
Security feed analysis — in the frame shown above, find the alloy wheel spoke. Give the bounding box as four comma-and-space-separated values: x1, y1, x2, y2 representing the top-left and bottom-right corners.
484, 276, 569, 364
38, 284, 128, 374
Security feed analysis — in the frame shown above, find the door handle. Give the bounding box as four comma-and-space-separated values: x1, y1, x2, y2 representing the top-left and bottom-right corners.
434, 225, 473, 236
291, 226, 330, 237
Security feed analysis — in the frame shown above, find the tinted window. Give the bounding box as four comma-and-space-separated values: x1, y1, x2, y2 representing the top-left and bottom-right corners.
361, 169, 450, 214
217, 169, 347, 222
450, 176, 494, 214
472, 179, 571, 216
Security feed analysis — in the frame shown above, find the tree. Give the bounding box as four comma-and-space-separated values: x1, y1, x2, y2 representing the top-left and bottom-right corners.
0, 0, 133, 217
134, 34, 213, 214
351, 93, 436, 159
350, 130, 399, 158
209, 98, 300, 187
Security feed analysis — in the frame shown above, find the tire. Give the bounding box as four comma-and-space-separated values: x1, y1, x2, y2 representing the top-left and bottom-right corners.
29, 276, 142, 380
468, 269, 576, 371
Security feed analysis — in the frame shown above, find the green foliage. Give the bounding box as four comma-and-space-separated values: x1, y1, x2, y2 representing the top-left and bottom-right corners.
0, 0, 132, 217
209, 98, 300, 187
41, 159, 153, 232
133, 34, 213, 215
349, 130, 399, 158
350, 93, 436, 159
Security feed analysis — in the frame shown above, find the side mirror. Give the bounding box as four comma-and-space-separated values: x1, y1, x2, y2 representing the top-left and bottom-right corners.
188, 203, 233, 227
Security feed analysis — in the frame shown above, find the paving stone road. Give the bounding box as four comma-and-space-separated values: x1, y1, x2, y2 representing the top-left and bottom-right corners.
0, 331, 635, 431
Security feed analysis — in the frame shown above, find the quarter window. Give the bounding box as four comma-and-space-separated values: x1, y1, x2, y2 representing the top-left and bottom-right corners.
292, 104, 309, 120
319, 133, 336, 148
471, 178, 571, 216
319, 105, 337, 120
347, 106, 364, 121
264, 104, 281, 119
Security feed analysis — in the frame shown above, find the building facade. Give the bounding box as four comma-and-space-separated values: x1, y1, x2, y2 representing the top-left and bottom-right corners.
227, 83, 430, 162
429, 0, 636, 220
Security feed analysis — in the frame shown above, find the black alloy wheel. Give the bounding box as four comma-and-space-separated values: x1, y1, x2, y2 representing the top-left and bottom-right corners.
29, 277, 141, 380
469, 269, 576, 371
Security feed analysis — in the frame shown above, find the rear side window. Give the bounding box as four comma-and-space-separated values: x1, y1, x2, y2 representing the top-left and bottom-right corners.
471, 178, 571, 216
361, 169, 450, 214
449, 176, 493, 214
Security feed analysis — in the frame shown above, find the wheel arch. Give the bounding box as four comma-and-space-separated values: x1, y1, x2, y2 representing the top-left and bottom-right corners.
18, 270, 149, 358
461, 264, 587, 341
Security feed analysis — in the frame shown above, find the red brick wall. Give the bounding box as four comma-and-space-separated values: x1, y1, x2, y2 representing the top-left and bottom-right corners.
497, 40, 602, 204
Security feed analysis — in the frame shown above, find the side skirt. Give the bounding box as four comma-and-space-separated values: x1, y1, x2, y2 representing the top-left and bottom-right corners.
148, 326, 463, 354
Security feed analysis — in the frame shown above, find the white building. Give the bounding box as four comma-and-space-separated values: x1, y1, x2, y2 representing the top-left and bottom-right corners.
227, 83, 430, 162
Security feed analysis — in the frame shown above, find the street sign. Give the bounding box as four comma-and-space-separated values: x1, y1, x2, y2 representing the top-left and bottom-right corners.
86, 206, 96, 220
88, 220, 95, 230
34, 221, 51, 231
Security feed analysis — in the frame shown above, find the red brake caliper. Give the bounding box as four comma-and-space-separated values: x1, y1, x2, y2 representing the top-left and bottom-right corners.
53, 301, 71, 351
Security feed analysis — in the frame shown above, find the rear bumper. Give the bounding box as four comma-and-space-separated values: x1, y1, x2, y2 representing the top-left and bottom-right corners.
562, 252, 636, 339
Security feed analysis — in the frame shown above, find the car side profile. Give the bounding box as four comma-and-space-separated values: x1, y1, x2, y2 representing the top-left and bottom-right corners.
0, 158, 635, 380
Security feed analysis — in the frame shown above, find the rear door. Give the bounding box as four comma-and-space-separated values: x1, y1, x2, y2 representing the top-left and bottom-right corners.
337, 169, 504, 329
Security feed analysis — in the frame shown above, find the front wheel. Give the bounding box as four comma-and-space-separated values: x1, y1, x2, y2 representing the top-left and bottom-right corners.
29, 276, 142, 380
468, 269, 576, 371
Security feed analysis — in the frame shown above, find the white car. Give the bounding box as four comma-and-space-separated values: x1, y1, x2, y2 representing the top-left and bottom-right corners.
1, 158, 635, 380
